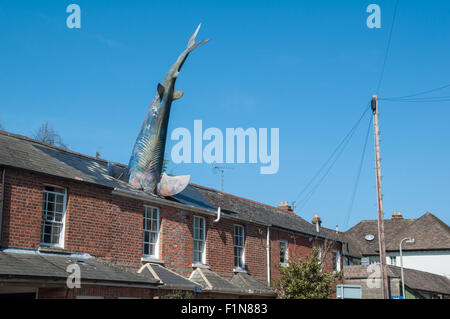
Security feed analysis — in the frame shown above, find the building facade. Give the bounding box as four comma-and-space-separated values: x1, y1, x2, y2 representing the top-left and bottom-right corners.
342, 211, 450, 279
0, 130, 342, 299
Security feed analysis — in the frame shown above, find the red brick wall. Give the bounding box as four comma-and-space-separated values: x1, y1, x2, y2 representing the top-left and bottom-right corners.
269, 228, 341, 280
1, 168, 146, 268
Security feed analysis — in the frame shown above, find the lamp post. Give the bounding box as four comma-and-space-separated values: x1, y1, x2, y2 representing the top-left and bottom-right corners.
400, 237, 415, 299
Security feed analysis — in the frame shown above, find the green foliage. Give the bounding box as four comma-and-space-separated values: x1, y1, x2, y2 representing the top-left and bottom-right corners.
162, 290, 194, 299
274, 248, 341, 299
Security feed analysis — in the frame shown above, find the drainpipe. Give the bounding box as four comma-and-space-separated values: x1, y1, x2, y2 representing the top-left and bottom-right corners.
0, 168, 5, 246
266, 225, 271, 286
213, 207, 221, 223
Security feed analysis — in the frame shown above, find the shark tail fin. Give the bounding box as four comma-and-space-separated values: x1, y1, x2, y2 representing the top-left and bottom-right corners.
187, 23, 210, 53
157, 173, 190, 196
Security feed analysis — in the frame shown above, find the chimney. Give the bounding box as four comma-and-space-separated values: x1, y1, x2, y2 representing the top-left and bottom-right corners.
278, 201, 294, 214
311, 213, 322, 233
392, 211, 404, 219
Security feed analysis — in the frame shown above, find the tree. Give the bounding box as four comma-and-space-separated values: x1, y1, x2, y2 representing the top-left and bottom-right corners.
274, 247, 341, 299
34, 122, 67, 148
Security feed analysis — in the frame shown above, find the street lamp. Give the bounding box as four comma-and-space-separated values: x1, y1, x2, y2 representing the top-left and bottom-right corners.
400, 237, 415, 299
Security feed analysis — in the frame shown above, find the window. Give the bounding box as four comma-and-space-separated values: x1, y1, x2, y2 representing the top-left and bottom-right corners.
193, 216, 206, 264
332, 250, 341, 272
280, 240, 288, 264
390, 256, 397, 265
234, 225, 245, 269
41, 186, 66, 247
143, 206, 160, 258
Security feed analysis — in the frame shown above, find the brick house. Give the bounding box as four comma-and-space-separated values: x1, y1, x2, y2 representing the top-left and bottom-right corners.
0, 130, 342, 299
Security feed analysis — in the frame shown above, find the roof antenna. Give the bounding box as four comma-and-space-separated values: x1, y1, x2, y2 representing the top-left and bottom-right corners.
212, 166, 233, 191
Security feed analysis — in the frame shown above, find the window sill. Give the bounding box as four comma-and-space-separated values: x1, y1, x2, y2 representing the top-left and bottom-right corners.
192, 263, 210, 269
233, 268, 248, 274
141, 257, 164, 265
280, 262, 288, 268
38, 246, 70, 255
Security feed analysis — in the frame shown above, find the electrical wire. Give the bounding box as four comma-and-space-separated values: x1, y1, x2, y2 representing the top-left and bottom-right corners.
343, 115, 373, 229
293, 103, 371, 210
379, 83, 450, 100
375, 0, 400, 94
381, 97, 450, 103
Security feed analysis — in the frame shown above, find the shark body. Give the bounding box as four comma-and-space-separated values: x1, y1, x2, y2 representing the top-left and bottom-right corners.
128, 25, 209, 195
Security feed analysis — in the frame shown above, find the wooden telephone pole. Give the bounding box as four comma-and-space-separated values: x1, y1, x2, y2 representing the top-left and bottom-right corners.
371, 95, 389, 299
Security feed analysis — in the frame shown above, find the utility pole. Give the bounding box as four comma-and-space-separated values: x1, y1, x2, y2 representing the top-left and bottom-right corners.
371, 95, 389, 299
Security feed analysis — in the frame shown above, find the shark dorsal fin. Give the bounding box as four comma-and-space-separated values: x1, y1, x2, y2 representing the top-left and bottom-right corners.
172, 91, 184, 100
157, 83, 165, 99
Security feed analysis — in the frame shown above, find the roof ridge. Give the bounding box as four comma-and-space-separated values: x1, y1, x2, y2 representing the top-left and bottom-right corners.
191, 183, 293, 214
0, 129, 126, 167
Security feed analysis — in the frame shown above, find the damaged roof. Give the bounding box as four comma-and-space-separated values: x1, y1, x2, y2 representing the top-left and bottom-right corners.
0, 130, 338, 241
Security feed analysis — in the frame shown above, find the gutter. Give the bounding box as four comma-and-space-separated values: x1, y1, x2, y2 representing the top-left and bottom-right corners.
0, 167, 5, 246
112, 188, 267, 227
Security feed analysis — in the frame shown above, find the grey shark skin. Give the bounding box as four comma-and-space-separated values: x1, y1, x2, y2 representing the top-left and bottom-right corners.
128, 24, 209, 195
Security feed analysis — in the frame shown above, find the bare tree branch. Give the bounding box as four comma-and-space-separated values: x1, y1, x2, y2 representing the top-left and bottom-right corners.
34, 122, 67, 149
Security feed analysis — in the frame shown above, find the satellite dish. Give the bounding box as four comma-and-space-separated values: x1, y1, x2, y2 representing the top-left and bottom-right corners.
365, 234, 375, 241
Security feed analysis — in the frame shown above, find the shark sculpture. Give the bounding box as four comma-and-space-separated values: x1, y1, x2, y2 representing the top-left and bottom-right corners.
127, 24, 209, 196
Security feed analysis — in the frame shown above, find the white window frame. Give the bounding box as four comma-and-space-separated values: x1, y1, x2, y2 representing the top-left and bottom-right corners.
333, 250, 341, 272
390, 255, 397, 265
280, 240, 288, 265
193, 216, 206, 265
143, 206, 160, 258
40, 186, 67, 248
233, 225, 245, 270
313, 245, 322, 265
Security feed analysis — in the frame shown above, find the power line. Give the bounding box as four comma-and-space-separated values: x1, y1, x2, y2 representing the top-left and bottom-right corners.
375, 0, 400, 94
380, 97, 450, 103
380, 83, 450, 100
344, 115, 373, 229
293, 103, 371, 210
296, 129, 356, 211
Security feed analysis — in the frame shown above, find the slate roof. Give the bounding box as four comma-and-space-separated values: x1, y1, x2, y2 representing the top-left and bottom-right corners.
343, 265, 450, 295
343, 212, 450, 256
0, 129, 153, 196
0, 250, 160, 287
193, 184, 339, 241
0, 129, 337, 241
138, 263, 198, 290
189, 268, 249, 295
230, 272, 276, 296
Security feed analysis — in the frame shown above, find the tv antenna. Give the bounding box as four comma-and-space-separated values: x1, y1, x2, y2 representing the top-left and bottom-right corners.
213, 166, 233, 191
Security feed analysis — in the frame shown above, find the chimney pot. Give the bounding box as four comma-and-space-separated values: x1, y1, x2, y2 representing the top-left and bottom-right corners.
392, 211, 403, 219
278, 201, 294, 214
311, 213, 322, 226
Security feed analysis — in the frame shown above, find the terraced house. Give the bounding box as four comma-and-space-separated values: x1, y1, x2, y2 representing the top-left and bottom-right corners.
0, 130, 342, 299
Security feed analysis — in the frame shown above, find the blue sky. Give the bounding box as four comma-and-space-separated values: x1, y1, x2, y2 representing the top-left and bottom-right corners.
0, 0, 449, 229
